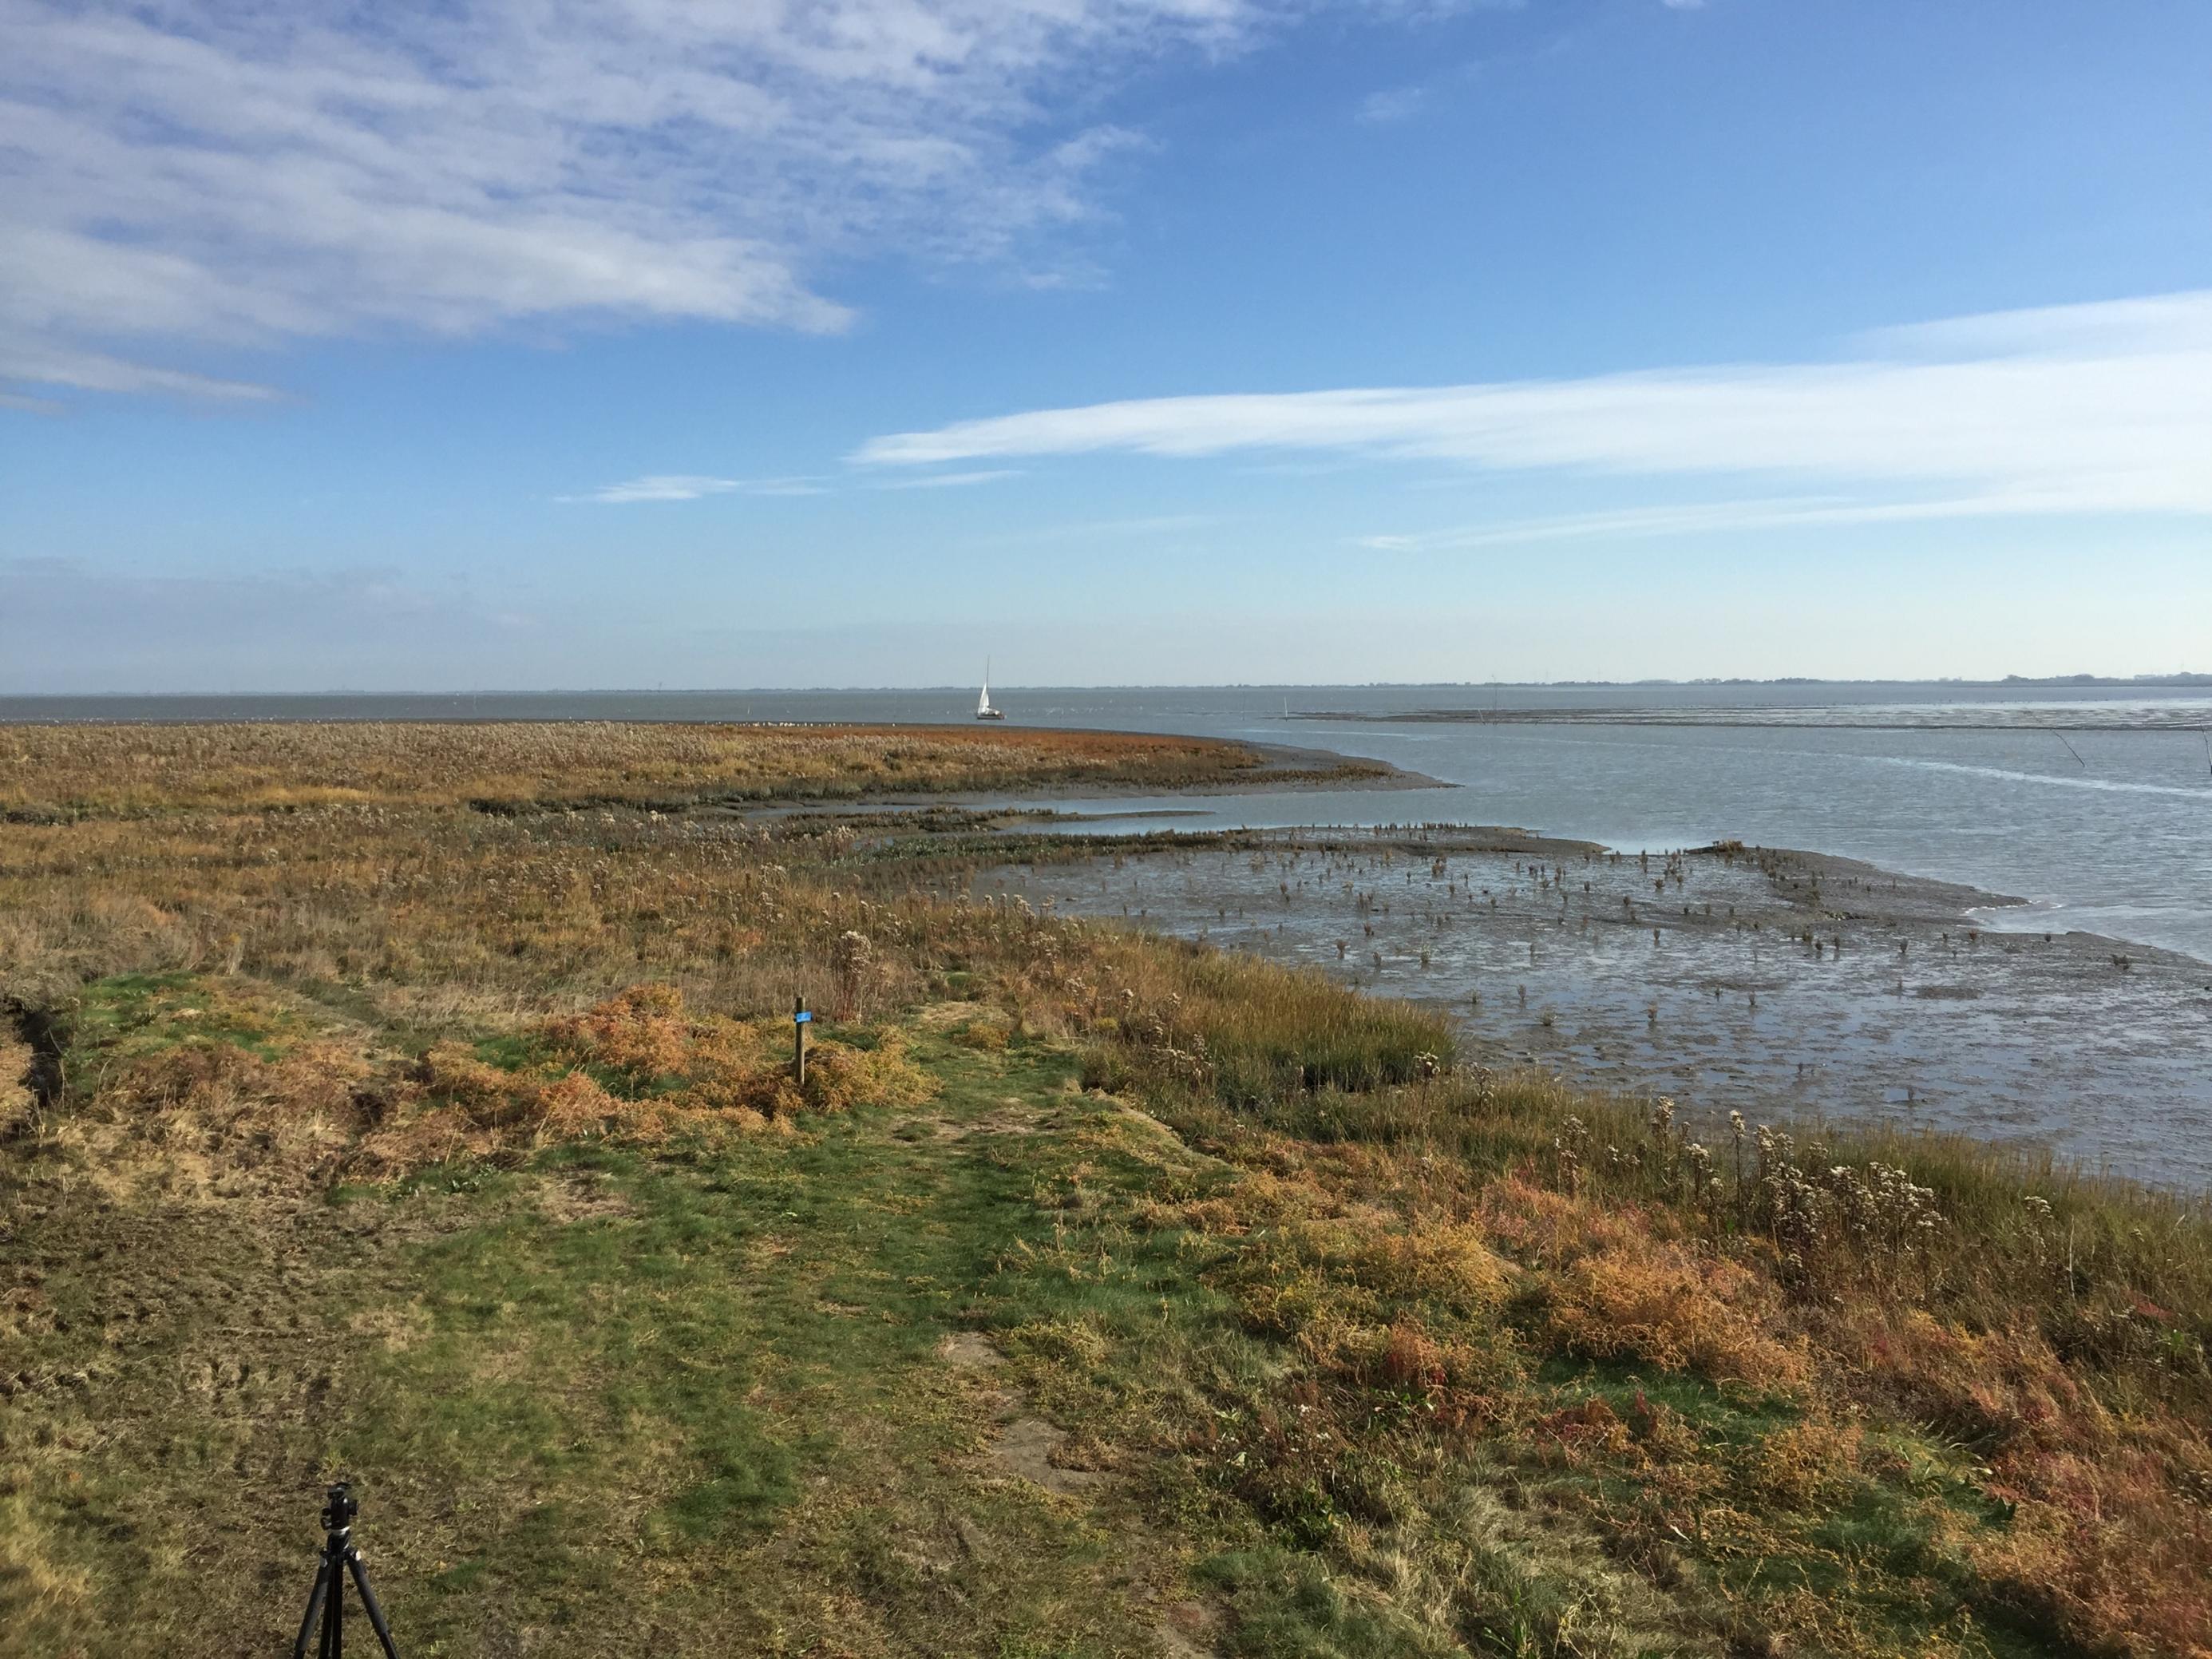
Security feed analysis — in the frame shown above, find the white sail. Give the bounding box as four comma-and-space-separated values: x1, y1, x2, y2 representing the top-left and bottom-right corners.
977, 681, 991, 715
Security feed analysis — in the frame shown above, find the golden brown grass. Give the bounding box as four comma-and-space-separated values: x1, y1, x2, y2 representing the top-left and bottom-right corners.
0, 719, 1320, 816
358, 983, 936, 1175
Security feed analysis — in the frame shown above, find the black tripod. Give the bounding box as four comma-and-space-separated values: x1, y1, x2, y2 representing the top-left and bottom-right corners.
292, 1482, 401, 1658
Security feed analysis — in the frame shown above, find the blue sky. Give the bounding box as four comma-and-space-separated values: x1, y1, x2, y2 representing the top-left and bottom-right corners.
3, 0, 2208, 691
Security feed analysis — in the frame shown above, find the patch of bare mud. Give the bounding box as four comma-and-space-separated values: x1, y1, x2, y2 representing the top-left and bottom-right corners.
937, 1330, 1113, 1497
989, 1416, 1111, 1496
936, 1332, 1004, 1370
1153, 1602, 1222, 1658
928, 1099, 1050, 1142
992, 832, 2212, 1188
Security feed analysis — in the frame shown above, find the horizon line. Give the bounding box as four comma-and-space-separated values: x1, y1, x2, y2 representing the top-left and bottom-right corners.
4, 673, 2210, 700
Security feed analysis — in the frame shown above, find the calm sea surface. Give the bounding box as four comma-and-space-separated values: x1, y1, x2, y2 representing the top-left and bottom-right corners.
8, 683, 2210, 964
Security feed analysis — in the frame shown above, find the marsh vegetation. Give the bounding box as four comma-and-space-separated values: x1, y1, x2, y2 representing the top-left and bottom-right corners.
2, 723, 2207, 1657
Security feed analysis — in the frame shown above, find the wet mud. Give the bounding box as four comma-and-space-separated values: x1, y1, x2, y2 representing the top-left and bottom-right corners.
983, 832, 2212, 1190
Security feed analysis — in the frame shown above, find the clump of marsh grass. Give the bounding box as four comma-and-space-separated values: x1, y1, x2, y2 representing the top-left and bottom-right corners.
1075, 940, 1454, 1107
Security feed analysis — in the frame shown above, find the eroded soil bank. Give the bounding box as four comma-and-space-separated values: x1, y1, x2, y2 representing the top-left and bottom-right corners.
981, 830, 2212, 1189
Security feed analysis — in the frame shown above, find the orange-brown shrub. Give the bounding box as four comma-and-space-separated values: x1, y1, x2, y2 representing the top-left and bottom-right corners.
541, 984, 692, 1079
1748, 1415, 1864, 1508
354, 985, 936, 1174
414, 1041, 541, 1129
1168, 1159, 1519, 1426
1483, 1176, 1808, 1391
1834, 1305, 2110, 1457
1347, 1221, 1510, 1314
1545, 1246, 1810, 1391
541, 983, 933, 1115
1806, 1299, 2212, 1652
1969, 1450, 2212, 1654
68, 1035, 373, 1191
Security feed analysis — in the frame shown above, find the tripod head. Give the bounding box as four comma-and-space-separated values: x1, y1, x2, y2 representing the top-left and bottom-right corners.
322, 1482, 358, 1534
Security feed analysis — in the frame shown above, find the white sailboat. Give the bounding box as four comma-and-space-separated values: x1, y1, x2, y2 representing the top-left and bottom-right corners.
975, 660, 1006, 720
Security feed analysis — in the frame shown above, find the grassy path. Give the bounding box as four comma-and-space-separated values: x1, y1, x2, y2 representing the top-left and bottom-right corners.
7, 993, 2191, 1657
4, 1031, 1237, 1657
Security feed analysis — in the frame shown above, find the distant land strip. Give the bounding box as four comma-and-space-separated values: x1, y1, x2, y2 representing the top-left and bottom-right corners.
1292, 707, 2212, 732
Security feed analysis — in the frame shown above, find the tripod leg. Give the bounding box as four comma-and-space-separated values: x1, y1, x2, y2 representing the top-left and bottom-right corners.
292, 1555, 331, 1659
321, 1540, 342, 1659
346, 1546, 403, 1659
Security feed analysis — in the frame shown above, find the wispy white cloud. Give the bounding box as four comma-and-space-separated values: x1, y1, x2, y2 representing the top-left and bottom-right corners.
856, 290, 2212, 522
1357, 86, 1428, 124
1355, 493, 2094, 552
0, 337, 283, 402
1856, 289, 2212, 361
562, 475, 829, 505
567, 477, 742, 505
870, 469, 1023, 489
1, 1, 1450, 406
734, 478, 837, 499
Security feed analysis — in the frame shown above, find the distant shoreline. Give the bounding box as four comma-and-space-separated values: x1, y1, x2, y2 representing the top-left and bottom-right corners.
1292, 707, 2212, 731
2, 672, 2208, 711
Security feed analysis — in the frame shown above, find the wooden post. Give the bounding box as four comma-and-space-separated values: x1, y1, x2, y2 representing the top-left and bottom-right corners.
793, 995, 809, 1088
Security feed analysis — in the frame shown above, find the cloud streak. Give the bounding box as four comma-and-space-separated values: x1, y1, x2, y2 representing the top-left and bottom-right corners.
1357, 86, 1428, 124
1355, 493, 2100, 552
855, 291, 2212, 523
563, 475, 829, 505
1, 1, 1450, 405
870, 469, 1023, 489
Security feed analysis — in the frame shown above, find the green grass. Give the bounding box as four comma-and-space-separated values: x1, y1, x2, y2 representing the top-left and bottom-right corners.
1, 988, 2162, 1658
65, 969, 308, 1062
3, 1031, 1218, 1656
12, 887, 2211, 1657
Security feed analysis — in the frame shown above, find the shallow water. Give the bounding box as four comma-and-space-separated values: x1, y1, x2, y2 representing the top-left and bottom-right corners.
985, 715, 2212, 964
986, 838, 2212, 1189
8, 681, 2208, 960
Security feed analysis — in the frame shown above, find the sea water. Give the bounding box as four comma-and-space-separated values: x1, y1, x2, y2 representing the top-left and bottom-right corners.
7, 682, 2209, 963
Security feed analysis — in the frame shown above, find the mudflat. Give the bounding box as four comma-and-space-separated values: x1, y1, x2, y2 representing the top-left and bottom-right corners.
983, 830, 2212, 1188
